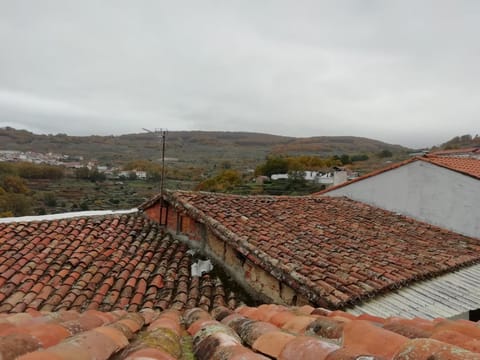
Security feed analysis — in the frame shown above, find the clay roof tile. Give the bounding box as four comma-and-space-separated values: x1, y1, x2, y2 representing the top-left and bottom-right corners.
164, 191, 480, 308
0, 213, 236, 314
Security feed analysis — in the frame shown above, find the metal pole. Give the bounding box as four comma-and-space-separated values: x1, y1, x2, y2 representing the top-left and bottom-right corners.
159, 130, 167, 225
142, 128, 167, 225
160, 131, 166, 200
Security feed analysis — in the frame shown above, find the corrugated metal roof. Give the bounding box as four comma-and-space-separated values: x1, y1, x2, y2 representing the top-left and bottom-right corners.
346, 263, 480, 319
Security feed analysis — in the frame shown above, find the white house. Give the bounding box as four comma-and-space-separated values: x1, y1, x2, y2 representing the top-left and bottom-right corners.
135, 170, 147, 180
320, 155, 480, 238
270, 170, 350, 186
118, 170, 147, 180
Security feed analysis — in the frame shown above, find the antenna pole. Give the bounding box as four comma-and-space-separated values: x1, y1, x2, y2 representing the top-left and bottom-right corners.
160, 129, 167, 224
142, 127, 168, 225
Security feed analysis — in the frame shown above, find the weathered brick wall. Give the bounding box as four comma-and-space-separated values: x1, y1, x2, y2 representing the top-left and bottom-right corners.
143, 202, 162, 222
205, 225, 306, 306
143, 200, 310, 306
143, 201, 203, 241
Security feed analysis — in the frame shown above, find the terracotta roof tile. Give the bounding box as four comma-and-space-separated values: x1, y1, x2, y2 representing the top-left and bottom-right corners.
164, 191, 480, 308
0, 214, 238, 314
223, 305, 480, 360
428, 147, 480, 157
422, 155, 480, 179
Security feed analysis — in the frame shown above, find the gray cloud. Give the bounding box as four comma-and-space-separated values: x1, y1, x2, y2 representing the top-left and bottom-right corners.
0, 0, 479, 147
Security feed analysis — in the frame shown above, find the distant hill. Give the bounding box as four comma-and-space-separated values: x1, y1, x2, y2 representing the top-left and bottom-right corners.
436, 134, 480, 150
0, 127, 410, 170
271, 136, 406, 155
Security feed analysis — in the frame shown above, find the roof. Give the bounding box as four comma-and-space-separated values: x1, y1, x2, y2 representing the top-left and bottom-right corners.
423, 155, 480, 179
161, 191, 480, 309
318, 155, 480, 195
0, 208, 138, 224
428, 147, 480, 156
4, 305, 480, 359
0, 213, 237, 314
348, 262, 480, 319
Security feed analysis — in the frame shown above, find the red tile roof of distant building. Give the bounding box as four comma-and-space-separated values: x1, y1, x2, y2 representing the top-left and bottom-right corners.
0, 214, 237, 314
160, 191, 480, 309
4, 305, 480, 359
423, 155, 480, 178
428, 146, 480, 156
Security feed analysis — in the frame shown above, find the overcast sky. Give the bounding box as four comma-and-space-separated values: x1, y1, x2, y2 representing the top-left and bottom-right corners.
0, 1, 479, 148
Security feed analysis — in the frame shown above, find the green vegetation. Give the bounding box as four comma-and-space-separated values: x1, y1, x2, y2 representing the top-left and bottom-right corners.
198, 155, 348, 196
255, 157, 289, 177
0, 127, 410, 173
196, 170, 243, 192
16, 162, 63, 179
255, 155, 342, 177
0, 175, 32, 216
0, 127, 415, 216
377, 149, 393, 158
74, 167, 106, 181
0, 162, 66, 216
439, 134, 480, 150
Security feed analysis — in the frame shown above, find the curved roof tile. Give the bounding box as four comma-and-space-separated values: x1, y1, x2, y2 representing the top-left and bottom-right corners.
0, 213, 237, 314
164, 191, 480, 308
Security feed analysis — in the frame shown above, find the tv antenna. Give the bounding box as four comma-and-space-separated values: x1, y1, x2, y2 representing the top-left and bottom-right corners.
143, 128, 168, 224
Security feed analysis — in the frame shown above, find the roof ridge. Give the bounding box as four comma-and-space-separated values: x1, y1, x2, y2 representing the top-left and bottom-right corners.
166, 192, 336, 308
318, 155, 480, 195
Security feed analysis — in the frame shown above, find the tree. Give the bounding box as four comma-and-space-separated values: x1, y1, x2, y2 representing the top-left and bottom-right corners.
80, 201, 89, 211
75, 167, 105, 181
75, 167, 91, 179
17, 163, 64, 179
89, 168, 106, 182
1, 175, 29, 194
351, 154, 369, 162
286, 170, 306, 190
339, 154, 352, 165
220, 161, 232, 169
0, 163, 16, 176
43, 192, 57, 207
377, 149, 393, 158
0, 193, 31, 216
196, 170, 243, 192
147, 169, 162, 181
255, 156, 289, 177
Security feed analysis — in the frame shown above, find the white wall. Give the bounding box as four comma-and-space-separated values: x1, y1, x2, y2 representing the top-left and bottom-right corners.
326, 160, 480, 238
448, 311, 470, 321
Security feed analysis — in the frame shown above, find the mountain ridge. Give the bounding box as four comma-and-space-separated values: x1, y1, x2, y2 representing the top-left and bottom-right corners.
0, 126, 411, 171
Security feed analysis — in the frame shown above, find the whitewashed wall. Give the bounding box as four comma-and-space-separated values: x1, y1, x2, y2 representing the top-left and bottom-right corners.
326, 160, 480, 238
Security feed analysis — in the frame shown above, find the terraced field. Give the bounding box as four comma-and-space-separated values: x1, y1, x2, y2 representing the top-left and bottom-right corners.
27, 178, 196, 214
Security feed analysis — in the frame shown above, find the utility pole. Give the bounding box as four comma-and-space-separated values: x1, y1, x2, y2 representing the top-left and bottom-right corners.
143, 128, 168, 224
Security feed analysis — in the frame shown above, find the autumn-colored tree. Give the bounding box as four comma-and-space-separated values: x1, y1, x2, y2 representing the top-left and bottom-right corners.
16, 162, 64, 179
196, 170, 243, 192
255, 155, 342, 177
1, 175, 29, 194
0, 189, 31, 217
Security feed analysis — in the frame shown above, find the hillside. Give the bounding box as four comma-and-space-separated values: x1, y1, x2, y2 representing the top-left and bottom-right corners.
0, 127, 410, 170
0, 127, 413, 216
436, 134, 480, 150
